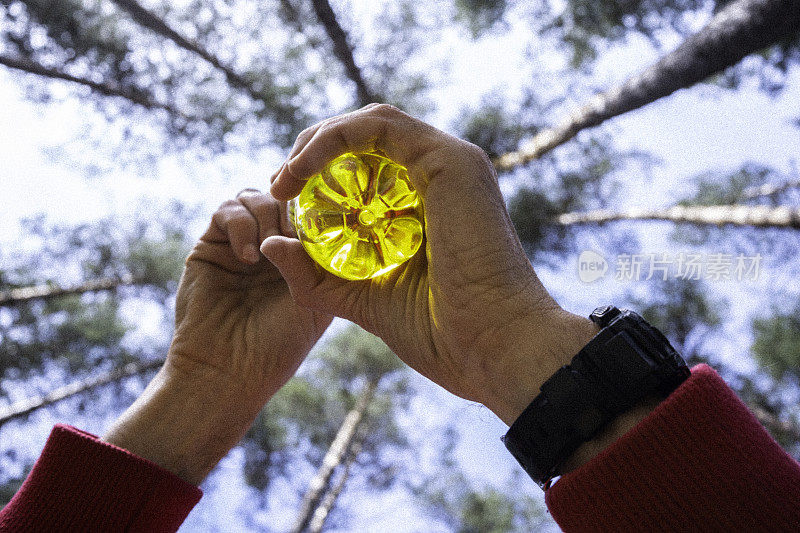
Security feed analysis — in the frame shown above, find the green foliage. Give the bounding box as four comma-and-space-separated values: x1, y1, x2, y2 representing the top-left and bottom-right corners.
752, 307, 800, 382
458, 489, 516, 533
542, 0, 705, 66
241, 324, 410, 504
320, 324, 403, 383
0, 207, 193, 389
630, 277, 799, 454
672, 163, 800, 258
454, 0, 508, 39
507, 137, 627, 258
455, 95, 537, 160
542, 0, 799, 90
634, 277, 723, 363
414, 453, 546, 533
0, 467, 29, 507
679, 163, 777, 206
1, 0, 316, 151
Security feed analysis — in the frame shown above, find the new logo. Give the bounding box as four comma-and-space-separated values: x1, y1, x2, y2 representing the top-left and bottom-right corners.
578, 250, 608, 283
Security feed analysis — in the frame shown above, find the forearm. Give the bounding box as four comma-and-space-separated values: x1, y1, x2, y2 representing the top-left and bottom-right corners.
483, 306, 800, 529
546, 365, 800, 531
103, 358, 263, 485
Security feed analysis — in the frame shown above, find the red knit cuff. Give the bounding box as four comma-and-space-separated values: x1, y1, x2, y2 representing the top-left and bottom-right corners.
545, 364, 800, 532
0, 424, 201, 532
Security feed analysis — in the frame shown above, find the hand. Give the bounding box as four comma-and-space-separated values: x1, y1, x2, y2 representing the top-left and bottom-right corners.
264, 104, 598, 425
104, 191, 331, 483
168, 190, 331, 405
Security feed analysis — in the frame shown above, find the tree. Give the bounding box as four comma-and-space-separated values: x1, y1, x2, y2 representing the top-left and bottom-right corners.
543, 0, 800, 92
238, 325, 413, 531
412, 428, 548, 532
494, 0, 800, 169
633, 276, 800, 455
3, 0, 799, 528
0, 206, 193, 505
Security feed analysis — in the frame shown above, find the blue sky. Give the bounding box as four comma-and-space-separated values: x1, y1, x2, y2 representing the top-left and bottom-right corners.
2, 2, 800, 530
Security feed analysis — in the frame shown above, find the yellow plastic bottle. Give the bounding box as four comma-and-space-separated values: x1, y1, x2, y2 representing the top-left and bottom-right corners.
289, 152, 424, 280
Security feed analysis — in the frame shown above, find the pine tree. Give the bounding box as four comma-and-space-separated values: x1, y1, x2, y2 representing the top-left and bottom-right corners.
494, 0, 800, 169
0, 205, 193, 505
239, 325, 412, 531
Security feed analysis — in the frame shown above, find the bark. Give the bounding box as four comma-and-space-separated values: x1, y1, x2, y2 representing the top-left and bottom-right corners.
309, 0, 379, 105
108, 0, 262, 99
0, 55, 179, 114
0, 274, 140, 306
307, 426, 366, 533
292, 379, 378, 533
494, 0, 800, 170
0, 359, 164, 427
555, 204, 800, 229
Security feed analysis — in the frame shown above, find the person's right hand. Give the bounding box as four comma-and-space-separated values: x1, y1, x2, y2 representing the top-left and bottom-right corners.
264, 104, 597, 424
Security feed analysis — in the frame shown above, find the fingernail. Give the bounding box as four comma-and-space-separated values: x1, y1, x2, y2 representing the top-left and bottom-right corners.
244, 244, 261, 263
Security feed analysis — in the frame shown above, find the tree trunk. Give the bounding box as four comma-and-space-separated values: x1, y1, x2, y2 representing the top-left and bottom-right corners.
0, 359, 164, 427
108, 0, 263, 99
307, 425, 366, 533
309, 0, 379, 105
292, 379, 378, 533
0, 55, 180, 115
494, 0, 800, 170
555, 204, 800, 229
0, 274, 140, 306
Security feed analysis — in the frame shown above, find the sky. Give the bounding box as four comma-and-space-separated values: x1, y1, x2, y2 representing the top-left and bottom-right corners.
1, 1, 800, 530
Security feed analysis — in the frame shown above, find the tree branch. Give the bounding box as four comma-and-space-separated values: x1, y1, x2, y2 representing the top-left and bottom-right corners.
309, 0, 380, 105
307, 425, 366, 533
555, 204, 800, 229
0, 359, 164, 427
0, 55, 181, 115
494, 0, 800, 170
108, 0, 266, 101
0, 274, 141, 307
292, 378, 378, 533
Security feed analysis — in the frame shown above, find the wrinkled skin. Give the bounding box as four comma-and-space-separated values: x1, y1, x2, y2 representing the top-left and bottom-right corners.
265, 104, 595, 423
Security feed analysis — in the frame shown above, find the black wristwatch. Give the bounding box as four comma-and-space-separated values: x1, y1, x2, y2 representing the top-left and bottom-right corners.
502, 306, 690, 488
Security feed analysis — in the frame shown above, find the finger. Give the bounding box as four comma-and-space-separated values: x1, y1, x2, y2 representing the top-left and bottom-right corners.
269, 160, 286, 185
271, 104, 443, 201
287, 104, 384, 164
260, 236, 364, 321
236, 192, 282, 243
289, 120, 326, 160
211, 200, 261, 264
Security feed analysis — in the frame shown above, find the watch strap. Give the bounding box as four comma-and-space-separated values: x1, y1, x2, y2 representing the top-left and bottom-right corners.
502, 306, 689, 487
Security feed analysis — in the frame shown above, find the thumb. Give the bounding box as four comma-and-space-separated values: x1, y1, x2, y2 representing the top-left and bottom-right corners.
260, 236, 357, 318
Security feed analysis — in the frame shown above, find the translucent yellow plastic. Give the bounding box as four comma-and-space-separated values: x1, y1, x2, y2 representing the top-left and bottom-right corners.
290, 152, 424, 280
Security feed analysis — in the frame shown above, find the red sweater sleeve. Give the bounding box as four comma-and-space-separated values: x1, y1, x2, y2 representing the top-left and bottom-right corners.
0, 424, 201, 532
545, 364, 800, 531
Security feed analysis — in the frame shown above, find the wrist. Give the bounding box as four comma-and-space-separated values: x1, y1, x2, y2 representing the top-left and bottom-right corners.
559, 395, 661, 475
103, 358, 262, 485
483, 308, 600, 426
